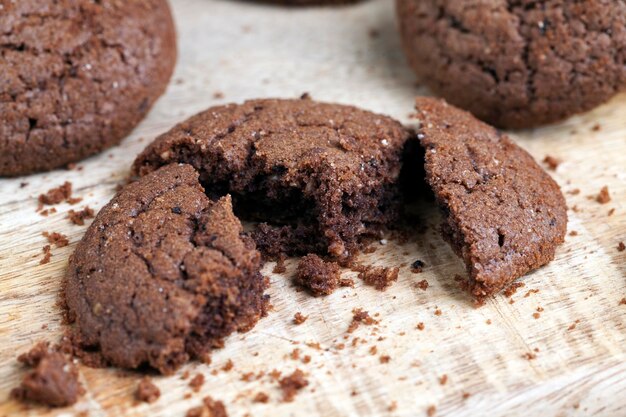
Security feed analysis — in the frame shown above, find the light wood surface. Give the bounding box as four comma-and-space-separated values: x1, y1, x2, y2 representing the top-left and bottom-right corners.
1, 1, 625, 416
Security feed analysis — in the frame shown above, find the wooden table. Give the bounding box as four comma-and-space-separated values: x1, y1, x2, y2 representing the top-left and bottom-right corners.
1, 0, 625, 416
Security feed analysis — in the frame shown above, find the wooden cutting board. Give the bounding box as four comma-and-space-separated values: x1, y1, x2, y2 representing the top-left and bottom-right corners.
1, 1, 625, 416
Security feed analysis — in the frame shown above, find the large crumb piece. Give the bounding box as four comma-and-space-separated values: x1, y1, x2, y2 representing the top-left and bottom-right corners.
136, 377, 160, 403
38, 182, 72, 206
357, 265, 399, 290
279, 369, 309, 402
10, 342, 84, 407
295, 254, 342, 296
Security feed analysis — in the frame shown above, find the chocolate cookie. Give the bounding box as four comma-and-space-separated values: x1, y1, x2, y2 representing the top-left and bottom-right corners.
397, 0, 626, 128
415, 97, 567, 298
64, 164, 267, 374
0, 0, 176, 176
133, 97, 412, 260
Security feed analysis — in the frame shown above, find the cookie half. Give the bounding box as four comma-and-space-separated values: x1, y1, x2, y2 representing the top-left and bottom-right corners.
397, 0, 626, 128
415, 97, 567, 297
0, 0, 177, 176
64, 164, 267, 374
133, 97, 413, 260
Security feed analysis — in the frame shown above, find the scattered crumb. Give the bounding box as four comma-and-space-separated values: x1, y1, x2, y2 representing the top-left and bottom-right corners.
68, 206, 95, 225
569, 230, 578, 236
39, 207, 57, 217
222, 359, 234, 372
347, 308, 378, 333
40, 245, 52, 265
503, 282, 525, 297
295, 254, 342, 296
416, 322, 425, 331
279, 369, 308, 402
619, 298, 626, 306
439, 374, 448, 385
618, 242, 625, 252
411, 259, 425, 273
369, 346, 378, 355
388, 401, 397, 412
416, 279, 429, 291
522, 352, 537, 360
567, 189, 580, 195
486, 319, 492, 325
136, 377, 160, 403
42, 231, 69, 248
189, 373, 205, 393
608, 208, 615, 216
532, 312, 541, 319
186, 396, 228, 417
293, 312, 308, 325
357, 265, 399, 290
542, 155, 560, 170
596, 186, 611, 204
38, 182, 72, 207
379, 355, 391, 364
524, 289, 540, 298
10, 342, 84, 407
427, 405, 437, 416
591, 123, 601, 131
434, 309, 442, 316
462, 392, 471, 400
567, 320, 580, 331
213, 91, 224, 100
253, 392, 269, 403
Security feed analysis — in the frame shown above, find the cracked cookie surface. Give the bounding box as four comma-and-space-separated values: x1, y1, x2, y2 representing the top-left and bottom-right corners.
0, 0, 176, 176
415, 97, 567, 298
133, 97, 413, 260
64, 164, 267, 374
397, 0, 626, 128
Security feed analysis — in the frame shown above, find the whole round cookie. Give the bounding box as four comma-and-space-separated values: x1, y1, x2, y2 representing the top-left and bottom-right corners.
415, 97, 567, 298
133, 97, 413, 260
0, 0, 177, 176
65, 164, 268, 374
397, 0, 626, 128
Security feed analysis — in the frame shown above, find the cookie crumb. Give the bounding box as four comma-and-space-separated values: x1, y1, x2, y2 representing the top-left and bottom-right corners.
40, 245, 52, 265
279, 369, 308, 402
136, 377, 160, 403
439, 374, 448, 385
416, 322, 425, 331
253, 392, 269, 403
357, 265, 399, 290
542, 155, 560, 170
213, 91, 224, 99
379, 355, 391, 364
596, 186, 611, 204
347, 308, 378, 333
42, 232, 69, 248
293, 312, 308, 325
10, 342, 84, 407
617, 242, 625, 252
619, 298, 626, 306
68, 206, 95, 225
222, 360, 234, 372
38, 182, 72, 206
186, 396, 228, 417
189, 373, 205, 392
295, 254, 342, 296
522, 352, 537, 360
416, 279, 429, 291
427, 405, 437, 416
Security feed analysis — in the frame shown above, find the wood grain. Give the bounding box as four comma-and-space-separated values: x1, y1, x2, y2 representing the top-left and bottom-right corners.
0, 0, 624, 416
